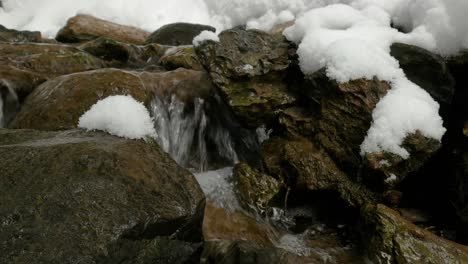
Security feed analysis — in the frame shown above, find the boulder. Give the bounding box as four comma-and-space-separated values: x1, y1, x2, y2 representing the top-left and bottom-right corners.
360, 203, 468, 263
304, 70, 390, 173
261, 137, 375, 207
195, 27, 296, 127
10, 68, 215, 131
0, 129, 205, 263
0, 65, 46, 101
10, 69, 150, 130
56, 14, 150, 44
146, 22, 215, 46
79, 37, 166, 67
0, 42, 108, 78
391, 43, 455, 115
233, 162, 282, 214
159, 46, 203, 71
0, 24, 41, 43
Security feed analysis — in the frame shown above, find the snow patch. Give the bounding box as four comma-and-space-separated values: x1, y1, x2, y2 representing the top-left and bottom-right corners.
193, 30, 219, 46
78, 95, 156, 140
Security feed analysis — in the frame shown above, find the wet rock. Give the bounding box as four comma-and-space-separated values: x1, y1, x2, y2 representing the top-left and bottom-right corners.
146, 22, 215, 46
159, 46, 203, 71
363, 131, 441, 186
0, 24, 41, 43
0, 129, 205, 263
0, 42, 108, 78
360, 203, 468, 264
196, 27, 296, 127
261, 137, 374, 207
56, 14, 150, 44
233, 162, 282, 214
10, 69, 150, 130
79, 37, 166, 67
276, 106, 316, 139
391, 43, 455, 115
304, 70, 390, 173
0, 65, 46, 101
203, 203, 280, 247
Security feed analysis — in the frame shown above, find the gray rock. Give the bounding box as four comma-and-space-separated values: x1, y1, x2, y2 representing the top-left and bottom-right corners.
146, 22, 215, 46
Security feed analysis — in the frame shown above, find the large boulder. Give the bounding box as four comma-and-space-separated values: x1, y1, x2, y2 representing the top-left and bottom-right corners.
0, 42, 108, 78
9, 69, 150, 130
0, 24, 41, 43
146, 22, 215, 46
196, 27, 296, 127
360, 203, 468, 263
0, 129, 205, 263
159, 46, 203, 71
56, 15, 150, 44
390, 43, 455, 115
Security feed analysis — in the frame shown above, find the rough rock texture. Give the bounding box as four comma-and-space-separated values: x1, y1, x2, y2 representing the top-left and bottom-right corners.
196, 27, 296, 127
146, 22, 215, 46
233, 162, 282, 214
261, 137, 374, 207
360, 203, 468, 264
0, 42, 108, 78
56, 15, 150, 44
363, 131, 441, 186
0, 129, 205, 263
10, 69, 150, 130
0, 65, 46, 101
0, 24, 41, 43
391, 43, 455, 115
79, 37, 166, 67
304, 70, 391, 174
159, 46, 203, 71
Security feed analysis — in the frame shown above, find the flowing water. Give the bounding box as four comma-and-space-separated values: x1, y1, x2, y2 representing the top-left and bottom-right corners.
0, 94, 4, 128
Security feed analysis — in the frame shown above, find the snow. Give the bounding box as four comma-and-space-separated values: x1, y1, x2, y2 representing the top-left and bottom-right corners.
78, 95, 157, 140
193, 30, 219, 46
2, 0, 466, 158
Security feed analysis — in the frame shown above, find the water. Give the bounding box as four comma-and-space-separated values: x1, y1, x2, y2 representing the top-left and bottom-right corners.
0, 94, 4, 128
150, 94, 257, 171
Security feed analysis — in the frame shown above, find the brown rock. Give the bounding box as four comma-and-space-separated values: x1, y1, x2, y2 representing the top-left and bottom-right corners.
56, 14, 150, 44
159, 46, 203, 71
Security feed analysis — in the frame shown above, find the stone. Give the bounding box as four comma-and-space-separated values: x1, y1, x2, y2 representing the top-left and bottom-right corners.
56, 14, 150, 44
146, 22, 215, 46
0, 24, 41, 43
195, 27, 296, 127
304, 70, 390, 174
233, 162, 282, 214
360, 203, 468, 264
391, 43, 455, 115
9, 69, 150, 130
0, 129, 205, 263
79, 37, 167, 67
159, 46, 203, 71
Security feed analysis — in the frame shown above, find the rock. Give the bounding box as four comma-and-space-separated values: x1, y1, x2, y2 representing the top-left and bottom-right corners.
275, 106, 316, 139
201, 240, 311, 264
10, 69, 150, 130
363, 131, 441, 186
203, 203, 280, 247
304, 70, 390, 173
79, 37, 166, 67
391, 43, 455, 115
0, 42, 108, 78
0, 65, 46, 100
56, 14, 150, 44
261, 137, 374, 207
360, 203, 468, 263
159, 46, 203, 71
10, 68, 215, 131
0, 129, 205, 263
0, 24, 41, 43
195, 27, 296, 127
146, 22, 215, 46
233, 162, 282, 214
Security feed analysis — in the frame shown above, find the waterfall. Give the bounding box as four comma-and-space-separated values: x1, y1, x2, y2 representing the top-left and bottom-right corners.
150, 94, 257, 172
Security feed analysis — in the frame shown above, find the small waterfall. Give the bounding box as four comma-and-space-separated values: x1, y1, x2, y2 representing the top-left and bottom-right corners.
150, 94, 256, 171
0, 80, 20, 128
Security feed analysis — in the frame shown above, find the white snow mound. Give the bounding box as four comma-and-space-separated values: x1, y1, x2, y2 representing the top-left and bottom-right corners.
78, 95, 156, 140
193, 30, 219, 46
